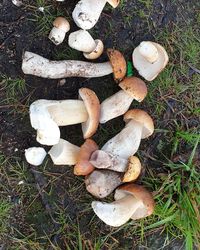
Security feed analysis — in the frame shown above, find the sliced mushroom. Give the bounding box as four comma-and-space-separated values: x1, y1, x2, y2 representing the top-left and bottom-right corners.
132, 41, 169, 81
92, 183, 155, 227
25, 147, 47, 166
22, 49, 126, 82
100, 77, 147, 123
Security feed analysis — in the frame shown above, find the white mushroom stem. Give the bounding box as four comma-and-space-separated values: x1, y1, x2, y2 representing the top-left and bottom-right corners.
49, 27, 66, 45
48, 139, 80, 165
100, 90, 133, 124
25, 147, 47, 166
22, 51, 113, 79
92, 195, 143, 227
102, 120, 142, 159
138, 41, 159, 63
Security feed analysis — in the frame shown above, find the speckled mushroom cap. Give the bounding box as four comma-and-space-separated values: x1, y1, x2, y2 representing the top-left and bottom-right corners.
107, 0, 120, 8
119, 77, 147, 102
122, 156, 142, 182
124, 109, 154, 139
114, 183, 155, 219
107, 49, 126, 82
79, 88, 100, 139
53, 17, 70, 32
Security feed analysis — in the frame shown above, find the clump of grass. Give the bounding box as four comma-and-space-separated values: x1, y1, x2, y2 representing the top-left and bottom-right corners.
0, 199, 12, 236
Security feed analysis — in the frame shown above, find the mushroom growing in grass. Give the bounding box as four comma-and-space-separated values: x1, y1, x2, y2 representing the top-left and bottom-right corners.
25, 147, 47, 166
101, 109, 154, 159
72, 0, 120, 30
30, 88, 100, 145
49, 17, 70, 45
92, 183, 155, 227
22, 49, 126, 81
68, 30, 104, 60
132, 41, 169, 81
100, 77, 147, 123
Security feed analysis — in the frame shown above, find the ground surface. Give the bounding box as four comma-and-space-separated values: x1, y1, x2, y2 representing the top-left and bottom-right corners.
0, 0, 200, 249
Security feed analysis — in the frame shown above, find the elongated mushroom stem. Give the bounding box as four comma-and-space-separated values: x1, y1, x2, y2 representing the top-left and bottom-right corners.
22, 49, 126, 81
100, 77, 147, 123
72, 0, 120, 30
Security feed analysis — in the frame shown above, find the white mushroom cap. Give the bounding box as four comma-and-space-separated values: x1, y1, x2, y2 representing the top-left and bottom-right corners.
133, 41, 169, 81
83, 39, 104, 60
25, 147, 47, 166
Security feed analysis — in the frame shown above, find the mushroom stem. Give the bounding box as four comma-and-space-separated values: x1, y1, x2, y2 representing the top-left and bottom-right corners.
138, 41, 159, 63
22, 51, 113, 79
100, 90, 133, 124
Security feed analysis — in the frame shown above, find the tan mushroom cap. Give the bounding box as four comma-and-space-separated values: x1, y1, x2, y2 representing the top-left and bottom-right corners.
107, 0, 120, 8
119, 77, 147, 102
122, 156, 142, 182
83, 40, 104, 60
107, 49, 126, 82
74, 139, 98, 176
53, 17, 70, 32
79, 88, 100, 139
114, 184, 155, 219
124, 109, 154, 139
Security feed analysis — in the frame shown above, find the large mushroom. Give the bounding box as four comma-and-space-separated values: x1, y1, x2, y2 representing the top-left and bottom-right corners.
22, 49, 126, 82
100, 77, 147, 123
30, 88, 100, 145
92, 184, 155, 227
68, 30, 104, 60
72, 0, 120, 30
132, 41, 169, 81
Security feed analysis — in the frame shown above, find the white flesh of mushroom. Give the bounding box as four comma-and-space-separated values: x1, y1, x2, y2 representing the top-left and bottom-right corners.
49, 27, 67, 46
25, 147, 47, 166
138, 41, 159, 63
22, 51, 113, 79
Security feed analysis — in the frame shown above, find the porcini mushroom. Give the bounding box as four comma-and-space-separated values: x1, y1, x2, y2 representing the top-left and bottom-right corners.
49, 17, 70, 45
92, 183, 155, 227
68, 30, 104, 60
100, 77, 147, 123
72, 0, 120, 30
22, 49, 126, 81
132, 41, 169, 81
101, 109, 154, 159
48, 139, 80, 165
25, 147, 47, 166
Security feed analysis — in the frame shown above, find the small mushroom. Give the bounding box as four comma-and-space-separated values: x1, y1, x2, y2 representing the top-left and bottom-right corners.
68, 30, 104, 60
25, 147, 47, 166
100, 77, 147, 123
72, 0, 120, 30
92, 183, 155, 227
49, 17, 70, 45
48, 139, 80, 165
22, 49, 126, 82
132, 41, 169, 81
101, 109, 154, 159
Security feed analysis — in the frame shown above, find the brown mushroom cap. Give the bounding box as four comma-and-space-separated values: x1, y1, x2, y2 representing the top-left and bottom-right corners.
124, 109, 154, 139
122, 156, 142, 182
114, 183, 155, 219
107, 0, 120, 8
83, 40, 104, 60
107, 49, 126, 82
119, 77, 147, 102
74, 139, 98, 176
53, 17, 70, 32
79, 88, 100, 139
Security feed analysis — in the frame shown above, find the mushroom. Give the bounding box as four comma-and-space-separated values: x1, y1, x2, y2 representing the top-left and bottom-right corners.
25, 147, 47, 166
100, 77, 147, 123
48, 139, 80, 165
68, 30, 104, 60
22, 49, 126, 81
29, 88, 100, 145
49, 17, 70, 45
72, 0, 120, 30
132, 41, 169, 81
92, 183, 155, 227
101, 109, 154, 159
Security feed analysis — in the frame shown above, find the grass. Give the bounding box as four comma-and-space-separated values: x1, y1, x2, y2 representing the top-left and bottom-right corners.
0, 200, 12, 236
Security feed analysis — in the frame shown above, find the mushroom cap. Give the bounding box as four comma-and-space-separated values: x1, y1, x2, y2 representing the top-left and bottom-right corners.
74, 139, 98, 176
53, 17, 70, 33
124, 109, 154, 139
79, 88, 100, 139
107, 49, 126, 82
83, 40, 104, 60
122, 156, 142, 182
132, 41, 169, 81
107, 0, 120, 8
119, 77, 147, 102
114, 184, 155, 219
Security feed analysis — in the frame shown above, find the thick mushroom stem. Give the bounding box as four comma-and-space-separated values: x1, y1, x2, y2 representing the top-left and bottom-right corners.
102, 120, 142, 159
22, 52, 113, 79
100, 90, 133, 124
138, 41, 159, 63
92, 195, 143, 227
